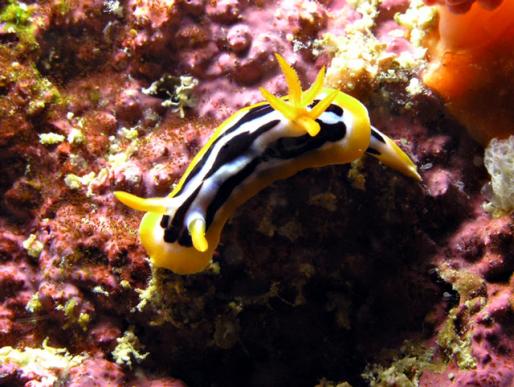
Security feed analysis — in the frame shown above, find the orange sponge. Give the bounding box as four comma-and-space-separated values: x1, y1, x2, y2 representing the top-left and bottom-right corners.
423, 0, 514, 144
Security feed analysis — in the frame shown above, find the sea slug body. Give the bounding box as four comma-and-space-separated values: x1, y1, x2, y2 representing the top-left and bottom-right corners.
115, 54, 421, 274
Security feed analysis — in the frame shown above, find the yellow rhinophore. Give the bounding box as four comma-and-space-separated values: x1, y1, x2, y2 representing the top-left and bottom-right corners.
259, 54, 338, 137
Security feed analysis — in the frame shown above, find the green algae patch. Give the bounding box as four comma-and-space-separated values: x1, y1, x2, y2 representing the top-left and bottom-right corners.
315, 0, 387, 92
134, 267, 184, 326
362, 342, 437, 387
437, 309, 477, 370
438, 266, 486, 305
111, 326, 149, 368
92, 285, 110, 296
22, 233, 44, 258
134, 264, 220, 327
67, 128, 85, 145
56, 0, 71, 16
24, 72, 63, 116
316, 379, 352, 387
394, 0, 438, 57
54, 298, 91, 331
0, 0, 39, 50
77, 312, 91, 331
0, 55, 63, 120
0, 338, 86, 384
316, 0, 436, 107
25, 291, 42, 313
39, 132, 65, 145
436, 265, 487, 370
347, 157, 367, 191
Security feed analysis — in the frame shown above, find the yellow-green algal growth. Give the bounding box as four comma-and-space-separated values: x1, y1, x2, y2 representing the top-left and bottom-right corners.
22, 233, 44, 258
54, 298, 91, 331
64, 170, 107, 197
134, 264, 219, 325
362, 341, 437, 387
437, 309, 477, 370
436, 266, 487, 369
134, 267, 177, 326
6, 63, 63, 116
0, 0, 39, 49
39, 132, 65, 145
316, 0, 436, 94
25, 291, 42, 313
67, 128, 85, 145
394, 0, 437, 66
0, 338, 86, 385
316, 379, 352, 387
111, 326, 149, 368
316, 0, 388, 92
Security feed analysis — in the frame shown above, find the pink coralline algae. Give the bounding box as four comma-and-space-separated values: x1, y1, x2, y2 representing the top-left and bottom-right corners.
0, 0, 513, 386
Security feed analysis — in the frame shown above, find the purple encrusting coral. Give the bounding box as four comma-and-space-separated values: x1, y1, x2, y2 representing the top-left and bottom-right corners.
0, 0, 513, 386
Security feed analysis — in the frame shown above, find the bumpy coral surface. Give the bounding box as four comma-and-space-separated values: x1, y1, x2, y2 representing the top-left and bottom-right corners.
0, 0, 513, 386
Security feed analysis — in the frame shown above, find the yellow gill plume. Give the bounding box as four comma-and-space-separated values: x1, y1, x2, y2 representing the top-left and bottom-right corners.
259, 53, 338, 137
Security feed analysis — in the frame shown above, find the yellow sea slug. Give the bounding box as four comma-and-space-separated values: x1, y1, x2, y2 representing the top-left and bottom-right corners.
115, 54, 421, 274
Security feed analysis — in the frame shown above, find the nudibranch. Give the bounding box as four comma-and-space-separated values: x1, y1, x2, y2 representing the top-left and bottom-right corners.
115, 54, 421, 274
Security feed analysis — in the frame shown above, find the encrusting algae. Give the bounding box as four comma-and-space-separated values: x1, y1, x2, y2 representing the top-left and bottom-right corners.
0, 339, 87, 385
111, 326, 149, 369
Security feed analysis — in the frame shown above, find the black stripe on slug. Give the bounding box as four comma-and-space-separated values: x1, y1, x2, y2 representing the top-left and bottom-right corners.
163, 119, 280, 247
308, 101, 344, 118
263, 120, 346, 160
177, 229, 193, 247
308, 99, 320, 109
204, 118, 347, 230
218, 104, 275, 139
160, 215, 170, 228
163, 228, 176, 243
203, 119, 280, 180
205, 158, 261, 229
172, 104, 275, 197
371, 128, 386, 144
325, 104, 343, 116
366, 147, 381, 156
163, 185, 202, 243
